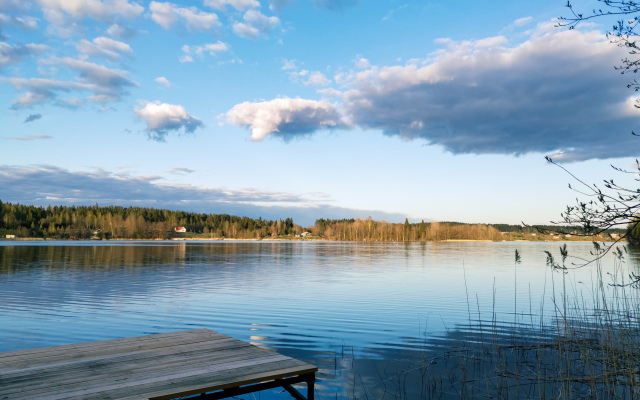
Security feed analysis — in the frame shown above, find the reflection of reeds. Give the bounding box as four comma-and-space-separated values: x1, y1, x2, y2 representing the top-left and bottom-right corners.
340, 243, 640, 399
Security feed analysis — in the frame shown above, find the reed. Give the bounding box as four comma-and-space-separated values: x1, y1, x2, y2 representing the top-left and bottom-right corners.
349, 243, 640, 399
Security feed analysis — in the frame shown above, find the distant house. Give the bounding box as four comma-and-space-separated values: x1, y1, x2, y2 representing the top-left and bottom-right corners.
301, 232, 312, 238
5, 235, 15, 239
175, 227, 187, 233
611, 233, 620, 239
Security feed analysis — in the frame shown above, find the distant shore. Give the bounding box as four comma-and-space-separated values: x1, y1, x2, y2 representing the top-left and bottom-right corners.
0, 237, 620, 243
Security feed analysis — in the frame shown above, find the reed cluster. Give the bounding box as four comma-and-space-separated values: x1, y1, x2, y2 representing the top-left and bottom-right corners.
348, 243, 640, 399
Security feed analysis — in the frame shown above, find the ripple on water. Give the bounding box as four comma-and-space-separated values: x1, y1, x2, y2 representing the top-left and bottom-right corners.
0, 241, 634, 399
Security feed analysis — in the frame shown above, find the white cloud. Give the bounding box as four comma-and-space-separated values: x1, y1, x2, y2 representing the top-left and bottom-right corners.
232, 9, 279, 40
228, 24, 640, 161
0, 165, 409, 226
0, 42, 48, 67
5, 57, 137, 108
6, 77, 90, 108
335, 26, 637, 160
281, 58, 296, 70
305, 71, 330, 86
0, 13, 38, 30
317, 88, 342, 97
226, 97, 349, 141
76, 36, 132, 60
134, 100, 203, 139
354, 57, 370, 69
44, 57, 137, 96
204, 0, 259, 11
282, 59, 329, 86
180, 41, 229, 62
150, 1, 220, 32
37, 0, 143, 35
0, 0, 31, 12
512, 16, 533, 27
11, 90, 54, 107
154, 76, 172, 88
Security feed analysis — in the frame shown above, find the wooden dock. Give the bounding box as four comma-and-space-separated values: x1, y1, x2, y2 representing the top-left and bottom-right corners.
0, 329, 317, 400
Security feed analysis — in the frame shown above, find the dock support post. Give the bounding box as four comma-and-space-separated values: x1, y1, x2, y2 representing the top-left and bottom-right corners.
307, 374, 315, 400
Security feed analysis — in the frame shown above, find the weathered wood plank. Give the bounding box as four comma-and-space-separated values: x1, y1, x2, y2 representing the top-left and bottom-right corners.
3, 353, 294, 399
68, 361, 317, 400
0, 329, 317, 400
0, 343, 264, 393
0, 329, 227, 367
1, 337, 248, 376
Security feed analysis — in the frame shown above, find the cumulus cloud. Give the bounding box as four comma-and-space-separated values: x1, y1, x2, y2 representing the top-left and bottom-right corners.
6, 133, 52, 140
229, 25, 640, 161
37, 0, 143, 36
338, 27, 640, 161
5, 57, 138, 108
204, 0, 259, 11
305, 71, 330, 86
232, 9, 279, 40
180, 41, 229, 62
154, 76, 172, 88
76, 36, 132, 60
226, 97, 349, 141
354, 57, 370, 69
134, 100, 203, 140
23, 113, 42, 123
0, 165, 409, 226
150, 1, 220, 32
0, 42, 48, 67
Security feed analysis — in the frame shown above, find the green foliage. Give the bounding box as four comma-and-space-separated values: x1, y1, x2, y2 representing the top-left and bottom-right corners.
314, 218, 356, 227
0, 199, 297, 240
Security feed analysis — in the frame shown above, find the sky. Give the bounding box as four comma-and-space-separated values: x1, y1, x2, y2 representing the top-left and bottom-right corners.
1, 0, 639, 227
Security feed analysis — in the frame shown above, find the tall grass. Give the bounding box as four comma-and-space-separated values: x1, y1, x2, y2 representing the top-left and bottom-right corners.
348, 243, 640, 399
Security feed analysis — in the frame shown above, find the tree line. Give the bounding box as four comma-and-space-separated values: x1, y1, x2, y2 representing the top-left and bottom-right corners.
311, 218, 627, 242
0, 200, 301, 239
312, 218, 503, 241
0, 199, 627, 241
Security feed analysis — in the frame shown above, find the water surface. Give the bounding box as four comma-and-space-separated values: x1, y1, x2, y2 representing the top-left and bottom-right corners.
0, 241, 633, 398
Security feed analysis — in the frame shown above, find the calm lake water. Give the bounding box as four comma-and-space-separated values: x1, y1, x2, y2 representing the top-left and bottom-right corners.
0, 241, 636, 399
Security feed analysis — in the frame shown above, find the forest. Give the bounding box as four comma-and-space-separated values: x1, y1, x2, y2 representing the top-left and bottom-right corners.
310, 218, 625, 242
0, 200, 626, 241
0, 199, 301, 240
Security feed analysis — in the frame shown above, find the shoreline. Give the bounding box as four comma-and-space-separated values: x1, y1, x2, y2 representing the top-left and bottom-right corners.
0, 237, 620, 243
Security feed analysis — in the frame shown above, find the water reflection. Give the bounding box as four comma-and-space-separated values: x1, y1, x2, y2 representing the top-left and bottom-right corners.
0, 241, 635, 399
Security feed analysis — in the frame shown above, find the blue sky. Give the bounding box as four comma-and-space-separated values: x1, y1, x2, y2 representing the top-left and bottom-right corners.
1, 0, 638, 226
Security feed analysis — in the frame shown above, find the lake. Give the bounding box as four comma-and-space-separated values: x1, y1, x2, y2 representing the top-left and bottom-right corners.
0, 241, 636, 399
